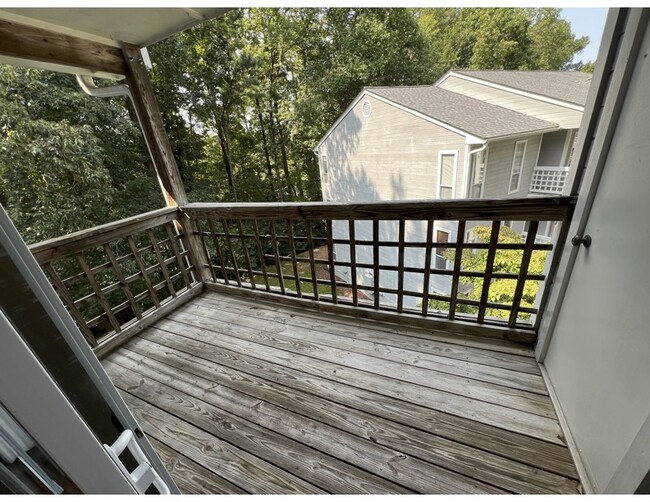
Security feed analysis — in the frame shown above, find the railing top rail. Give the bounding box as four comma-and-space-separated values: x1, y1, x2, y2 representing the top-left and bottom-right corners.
182, 196, 575, 222
533, 166, 570, 171
29, 207, 181, 264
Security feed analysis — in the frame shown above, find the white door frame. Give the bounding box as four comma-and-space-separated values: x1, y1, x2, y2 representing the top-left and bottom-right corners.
0, 205, 178, 493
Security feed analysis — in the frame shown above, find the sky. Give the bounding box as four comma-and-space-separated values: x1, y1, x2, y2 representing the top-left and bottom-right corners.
560, 8, 609, 63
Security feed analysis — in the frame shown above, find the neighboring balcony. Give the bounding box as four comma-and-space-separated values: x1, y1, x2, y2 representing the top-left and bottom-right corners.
529, 166, 570, 195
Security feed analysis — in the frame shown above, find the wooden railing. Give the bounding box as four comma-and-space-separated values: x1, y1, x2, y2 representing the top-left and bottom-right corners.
29, 208, 200, 354
183, 197, 574, 333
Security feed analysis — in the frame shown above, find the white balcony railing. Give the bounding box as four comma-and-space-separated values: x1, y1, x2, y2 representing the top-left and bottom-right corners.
530, 166, 569, 194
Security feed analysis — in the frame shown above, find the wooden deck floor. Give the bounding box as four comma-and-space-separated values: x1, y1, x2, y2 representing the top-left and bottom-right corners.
101, 290, 581, 494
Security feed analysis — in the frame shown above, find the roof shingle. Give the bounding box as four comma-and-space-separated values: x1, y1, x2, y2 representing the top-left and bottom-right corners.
368, 85, 558, 140
453, 70, 592, 106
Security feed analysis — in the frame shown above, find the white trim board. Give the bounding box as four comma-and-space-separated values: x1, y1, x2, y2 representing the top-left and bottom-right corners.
539, 363, 595, 494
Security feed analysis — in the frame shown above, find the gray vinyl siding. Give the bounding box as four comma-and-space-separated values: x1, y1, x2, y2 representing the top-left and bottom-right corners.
482, 135, 542, 199
438, 76, 583, 129
319, 94, 463, 307
319, 94, 467, 203
332, 220, 455, 309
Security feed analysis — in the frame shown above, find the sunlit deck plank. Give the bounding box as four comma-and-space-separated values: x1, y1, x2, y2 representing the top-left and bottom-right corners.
102, 290, 581, 494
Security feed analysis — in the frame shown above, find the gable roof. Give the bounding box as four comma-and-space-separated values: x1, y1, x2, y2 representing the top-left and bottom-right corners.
450, 70, 592, 106
367, 85, 558, 141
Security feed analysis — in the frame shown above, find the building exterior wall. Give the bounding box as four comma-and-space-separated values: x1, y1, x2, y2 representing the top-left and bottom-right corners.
318, 94, 464, 308
481, 134, 543, 199
318, 93, 467, 203
542, 16, 650, 493
437, 75, 584, 129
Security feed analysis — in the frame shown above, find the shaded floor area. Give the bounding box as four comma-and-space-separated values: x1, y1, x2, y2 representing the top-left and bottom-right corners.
102, 290, 581, 494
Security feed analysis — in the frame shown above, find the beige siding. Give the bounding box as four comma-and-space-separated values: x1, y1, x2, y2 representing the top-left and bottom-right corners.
319, 94, 467, 203
481, 135, 542, 199
438, 76, 583, 129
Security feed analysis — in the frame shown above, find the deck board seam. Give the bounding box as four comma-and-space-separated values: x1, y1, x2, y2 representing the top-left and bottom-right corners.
125, 328, 577, 478
160, 311, 557, 420
109, 353, 485, 494
111, 340, 577, 493
109, 354, 418, 494
192, 294, 541, 374
195, 293, 536, 357
183, 299, 548, 394
110, 347, 517, 494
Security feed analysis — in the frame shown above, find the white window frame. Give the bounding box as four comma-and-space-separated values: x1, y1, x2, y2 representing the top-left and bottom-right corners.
508, 140, 527, 194
320, 154, 329, 185
437, 150, 458, 199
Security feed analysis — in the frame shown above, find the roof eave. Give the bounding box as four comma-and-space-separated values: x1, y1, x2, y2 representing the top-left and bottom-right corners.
485, 126, 561, 143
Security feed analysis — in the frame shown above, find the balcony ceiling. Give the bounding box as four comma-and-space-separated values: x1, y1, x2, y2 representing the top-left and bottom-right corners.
0, 8, 229, 48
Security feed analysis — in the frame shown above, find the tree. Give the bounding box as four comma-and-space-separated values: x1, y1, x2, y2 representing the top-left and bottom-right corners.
416, 8, 588, 76
528, 9, 589, 70
429, 225, 548, 321
0, 65, 162, 243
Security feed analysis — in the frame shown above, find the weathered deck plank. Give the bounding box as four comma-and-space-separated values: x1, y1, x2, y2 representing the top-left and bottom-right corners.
189, 296, 547, 393
153, 316, 562, 439
119, 391, 325, 494
112, 339, 578, 494
106, 357, 410, 494
101, 290, 581, 494
195, 293, 542, 374
148, 438, 246, 494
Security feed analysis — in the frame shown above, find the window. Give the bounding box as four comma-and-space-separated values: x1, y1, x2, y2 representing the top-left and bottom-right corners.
438, 151, 457, 199
467, 148, 487, 198
321, 154, 329, 184
508, 140, 527, 194
362, 100, 372, 118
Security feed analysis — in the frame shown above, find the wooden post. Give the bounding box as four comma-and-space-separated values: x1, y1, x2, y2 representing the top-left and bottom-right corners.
121, 43, 211, 282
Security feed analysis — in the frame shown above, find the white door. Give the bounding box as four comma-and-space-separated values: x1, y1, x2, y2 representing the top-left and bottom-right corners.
0, 205, 176, 494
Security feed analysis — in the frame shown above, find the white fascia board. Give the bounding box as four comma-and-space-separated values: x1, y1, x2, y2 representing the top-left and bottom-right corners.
486, 126, 560, 143
445, 71, 585, 112
365, 91, 486, 145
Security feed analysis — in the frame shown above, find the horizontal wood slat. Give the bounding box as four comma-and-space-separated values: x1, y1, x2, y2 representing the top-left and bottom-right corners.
0, 19, 127, 76
29, 208, 179, 263
183, 196, 574, 221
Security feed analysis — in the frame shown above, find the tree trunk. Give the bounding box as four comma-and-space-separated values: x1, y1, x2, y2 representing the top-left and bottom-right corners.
255, 97, 277, 199
215, 119, 237, 201
269, 104, 295, 199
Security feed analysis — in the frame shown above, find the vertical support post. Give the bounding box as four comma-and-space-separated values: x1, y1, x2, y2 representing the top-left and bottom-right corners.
397, 219, 405, 313
421, 219, 434, 316
509, 220, 539, 327
448, 220, 466, 320
348, 220, 358, 307
477, 221, 501, 323
121, 43, 211, 282
306, 221, 319, 301
373, 220, 380, 309
326, 220, 338, 304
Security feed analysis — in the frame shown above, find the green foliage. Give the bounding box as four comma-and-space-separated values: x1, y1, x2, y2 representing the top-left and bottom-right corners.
1, 8, 589, 246
429, 225, 548, 321
0, 66, 163, 243
416, 8, 588, 72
